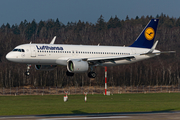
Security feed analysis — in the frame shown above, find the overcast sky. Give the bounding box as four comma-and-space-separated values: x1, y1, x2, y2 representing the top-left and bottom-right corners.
0, 0, 180, 26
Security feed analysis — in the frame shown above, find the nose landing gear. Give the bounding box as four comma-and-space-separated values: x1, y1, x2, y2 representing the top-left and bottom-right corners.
25, 64, 31, 76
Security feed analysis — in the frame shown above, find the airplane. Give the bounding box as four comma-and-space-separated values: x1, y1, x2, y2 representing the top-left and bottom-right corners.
6, 19, 175, 78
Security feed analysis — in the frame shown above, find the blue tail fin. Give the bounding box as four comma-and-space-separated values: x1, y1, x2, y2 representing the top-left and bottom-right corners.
129, 19, 159, 48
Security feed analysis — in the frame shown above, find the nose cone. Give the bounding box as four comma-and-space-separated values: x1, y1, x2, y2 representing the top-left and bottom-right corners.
6, 52, 14, 61
6, 52, 22, 63
6, 52, 10, 61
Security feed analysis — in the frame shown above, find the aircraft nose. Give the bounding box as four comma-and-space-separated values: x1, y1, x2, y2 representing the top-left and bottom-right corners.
6, 52, 13, 61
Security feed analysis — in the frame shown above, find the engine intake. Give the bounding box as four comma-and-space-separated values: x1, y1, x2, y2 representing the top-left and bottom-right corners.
67, 59, 89, 73
35, 65, 57, 71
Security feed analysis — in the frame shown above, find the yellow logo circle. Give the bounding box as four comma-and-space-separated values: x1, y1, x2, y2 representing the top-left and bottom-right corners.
144, 27, 155, 40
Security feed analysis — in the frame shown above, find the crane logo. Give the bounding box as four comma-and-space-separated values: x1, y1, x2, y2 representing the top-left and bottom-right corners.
144, 27, 155, 40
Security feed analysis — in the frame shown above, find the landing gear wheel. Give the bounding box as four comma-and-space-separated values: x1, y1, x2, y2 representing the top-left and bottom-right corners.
66, 71, 74, 77
25, 64, 31, 76
25, 71, 30, 76
88, 72, 97, 78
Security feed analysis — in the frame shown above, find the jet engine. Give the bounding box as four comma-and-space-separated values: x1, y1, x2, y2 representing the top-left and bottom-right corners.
67, 59, 89, 73
35, 65, 57, 70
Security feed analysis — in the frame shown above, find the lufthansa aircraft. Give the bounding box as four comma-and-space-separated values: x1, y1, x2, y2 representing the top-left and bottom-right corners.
6, 19, 174, 78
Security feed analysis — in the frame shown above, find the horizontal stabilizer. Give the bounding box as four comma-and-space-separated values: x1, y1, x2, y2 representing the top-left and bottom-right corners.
159, 51, 176, 54
141, 51, 176, 55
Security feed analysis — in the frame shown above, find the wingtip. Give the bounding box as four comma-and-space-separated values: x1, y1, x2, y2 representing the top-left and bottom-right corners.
50, 36, 57, 44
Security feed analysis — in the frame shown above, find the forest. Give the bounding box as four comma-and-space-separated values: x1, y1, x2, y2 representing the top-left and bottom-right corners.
0, 13, 179, 87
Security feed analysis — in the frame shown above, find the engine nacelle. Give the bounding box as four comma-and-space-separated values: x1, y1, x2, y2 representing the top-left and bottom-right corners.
35, 65, 57, 71
67, 59, 89, 73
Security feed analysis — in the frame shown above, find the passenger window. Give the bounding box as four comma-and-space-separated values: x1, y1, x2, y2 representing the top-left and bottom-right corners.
22, 49, 25, 52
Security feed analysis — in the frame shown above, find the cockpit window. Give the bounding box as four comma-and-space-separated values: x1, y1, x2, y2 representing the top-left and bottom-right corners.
12, 49, 25, 52
12, 49, 18, 51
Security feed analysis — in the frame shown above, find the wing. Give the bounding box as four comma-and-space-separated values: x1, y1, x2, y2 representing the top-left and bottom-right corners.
83, 55, 135, 65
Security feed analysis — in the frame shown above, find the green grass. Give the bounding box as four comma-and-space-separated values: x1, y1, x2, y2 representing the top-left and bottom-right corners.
0, 93, 180, 116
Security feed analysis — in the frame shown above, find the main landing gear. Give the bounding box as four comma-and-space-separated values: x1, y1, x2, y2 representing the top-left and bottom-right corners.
25, 64, 31, 76
66, 71, 74, 77
66, 71, 97, 78
88, 66, 97, 78
88, 72, 96, 78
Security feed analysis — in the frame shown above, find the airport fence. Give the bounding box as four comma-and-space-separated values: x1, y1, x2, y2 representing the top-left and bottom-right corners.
0, 85, 180, 96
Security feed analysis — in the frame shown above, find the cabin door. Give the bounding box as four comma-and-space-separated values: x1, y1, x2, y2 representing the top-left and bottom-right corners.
30, 46, 36, 57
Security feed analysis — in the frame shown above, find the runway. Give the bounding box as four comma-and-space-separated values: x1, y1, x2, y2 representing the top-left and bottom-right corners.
1, 111, 180, 120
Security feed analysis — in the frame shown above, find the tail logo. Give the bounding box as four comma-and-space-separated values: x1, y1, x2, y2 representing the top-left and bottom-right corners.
144, 27, 155, 40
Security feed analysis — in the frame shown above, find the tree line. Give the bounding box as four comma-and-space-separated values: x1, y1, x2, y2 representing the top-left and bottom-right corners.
0, 13, 180, 87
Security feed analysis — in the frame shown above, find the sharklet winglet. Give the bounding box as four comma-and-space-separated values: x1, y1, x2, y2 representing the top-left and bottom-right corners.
140, 40, 158, 55
147, 40, 158, 53
50, 36, 56, 44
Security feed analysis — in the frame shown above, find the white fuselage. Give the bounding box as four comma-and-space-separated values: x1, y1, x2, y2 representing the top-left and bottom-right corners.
6, 43, 160, 66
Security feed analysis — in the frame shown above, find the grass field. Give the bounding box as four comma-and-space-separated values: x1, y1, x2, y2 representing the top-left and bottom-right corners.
0, 93, 180, 116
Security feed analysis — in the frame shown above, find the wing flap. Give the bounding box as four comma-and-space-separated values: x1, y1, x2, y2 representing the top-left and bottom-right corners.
87, 55, 135, 61
86, 55, 135, 65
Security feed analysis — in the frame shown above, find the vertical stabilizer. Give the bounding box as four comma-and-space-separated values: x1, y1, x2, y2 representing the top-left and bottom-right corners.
129, 19, 159, 48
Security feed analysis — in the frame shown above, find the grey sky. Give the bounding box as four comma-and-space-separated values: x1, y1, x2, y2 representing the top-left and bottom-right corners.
0, 0, 179, 26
